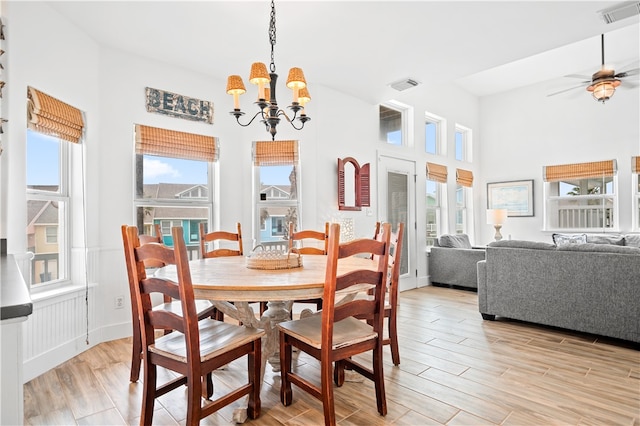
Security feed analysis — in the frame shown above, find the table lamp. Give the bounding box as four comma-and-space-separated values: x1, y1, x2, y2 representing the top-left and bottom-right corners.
487, 209, 508, 241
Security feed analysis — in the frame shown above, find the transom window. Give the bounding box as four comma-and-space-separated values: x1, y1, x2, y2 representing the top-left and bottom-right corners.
379, 101, 412, 146
454, 124, 472, 162
425, 111, 445, 155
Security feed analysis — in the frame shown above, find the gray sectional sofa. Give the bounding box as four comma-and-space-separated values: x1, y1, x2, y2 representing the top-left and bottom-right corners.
477, 235, 640, 343
429, 234, 485, 289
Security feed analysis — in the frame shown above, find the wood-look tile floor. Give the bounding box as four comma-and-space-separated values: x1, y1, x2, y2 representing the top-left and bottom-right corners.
24, 286, 640, 425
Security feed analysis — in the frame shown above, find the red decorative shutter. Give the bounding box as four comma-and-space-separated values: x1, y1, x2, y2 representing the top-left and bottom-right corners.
360, 163, 370, 207
338, 158, 346, 207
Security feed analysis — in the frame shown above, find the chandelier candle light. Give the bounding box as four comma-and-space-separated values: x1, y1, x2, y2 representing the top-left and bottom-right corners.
226, 0, 310, 141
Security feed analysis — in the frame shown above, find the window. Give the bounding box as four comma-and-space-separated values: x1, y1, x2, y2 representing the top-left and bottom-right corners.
426, 162, 448, 245
26, 130, 69, 286
133, 124, 218, 259
25, 87, 84, 288
253, 140, 300, 248
543, 160, 618, 231
425, 112, 445, 155
634, 156, 640, 231
454, 124, 472, 162
379, 101, 411, 146
455, 168, 474, 235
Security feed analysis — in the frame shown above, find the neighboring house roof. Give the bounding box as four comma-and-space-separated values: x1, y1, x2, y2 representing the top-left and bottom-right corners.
27, 200, 58, 229
260, 184, 290, 197
142, 183, 209, 224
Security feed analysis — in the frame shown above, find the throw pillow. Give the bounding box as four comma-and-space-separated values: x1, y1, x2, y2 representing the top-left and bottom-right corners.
552, 233, 587, 246
624, 234, 640, 248
586, 234, 625, 246
438, 234, 472, 249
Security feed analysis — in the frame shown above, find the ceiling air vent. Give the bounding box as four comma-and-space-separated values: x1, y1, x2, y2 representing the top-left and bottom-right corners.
599, 1, 640, 24
389, 78, 420, 91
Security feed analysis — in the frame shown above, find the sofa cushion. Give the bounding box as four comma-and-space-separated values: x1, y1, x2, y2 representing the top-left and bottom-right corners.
438, 234, 472, 249
586, 234, 625, 246
623, 234, 640, 248
557, 243, 640, 255
552, 233, 587, 246
489, 240, 557, 250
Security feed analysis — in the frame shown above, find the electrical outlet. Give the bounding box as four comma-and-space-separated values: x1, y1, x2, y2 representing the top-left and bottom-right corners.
115, 295, 125, 309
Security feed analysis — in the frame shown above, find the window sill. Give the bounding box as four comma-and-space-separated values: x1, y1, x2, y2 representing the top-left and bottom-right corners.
30, 282, 97, 303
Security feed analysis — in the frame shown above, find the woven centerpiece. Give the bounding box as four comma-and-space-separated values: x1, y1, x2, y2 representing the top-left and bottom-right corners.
246, 247, 302, 270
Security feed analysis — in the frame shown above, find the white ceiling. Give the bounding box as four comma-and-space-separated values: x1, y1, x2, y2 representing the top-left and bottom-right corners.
48, 1, 640, 104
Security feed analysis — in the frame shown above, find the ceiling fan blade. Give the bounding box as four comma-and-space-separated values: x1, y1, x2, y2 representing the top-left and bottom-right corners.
547, 84, 585, 97
615, 68, 640, 78
564, 74, 591, 81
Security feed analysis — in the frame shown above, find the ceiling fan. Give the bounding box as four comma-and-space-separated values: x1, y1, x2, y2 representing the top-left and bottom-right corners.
549, 33, 639, 103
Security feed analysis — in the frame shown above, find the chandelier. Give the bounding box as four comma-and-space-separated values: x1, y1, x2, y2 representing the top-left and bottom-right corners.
226, 0, 310, 141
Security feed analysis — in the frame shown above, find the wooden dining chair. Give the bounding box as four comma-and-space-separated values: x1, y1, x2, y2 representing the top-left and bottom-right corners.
199, 222, 243, 258
358, 222, 404, 366
123, 225, 264, 426
122, 224, 218, 383
287, 222, 329, 314
278, 222, 391, 425
199, 222, 266, 319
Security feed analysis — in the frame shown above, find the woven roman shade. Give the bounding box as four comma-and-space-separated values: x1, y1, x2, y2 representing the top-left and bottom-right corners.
253, 140, 299, 166
543, 160, 617, 182
426, 162, 447, 183
135, 124, 218, 162
456, 168, 474, 187
633, 156, 640, 174
27, 86, 84, 143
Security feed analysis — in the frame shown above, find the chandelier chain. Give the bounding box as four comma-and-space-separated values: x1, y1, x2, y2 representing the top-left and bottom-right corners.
269, 0, 277, 73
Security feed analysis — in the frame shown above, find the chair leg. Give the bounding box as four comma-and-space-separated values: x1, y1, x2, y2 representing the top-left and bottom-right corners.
321, 356, 336, 426
141, 362, 157, 426
333, 359, 345, 387
247, 340, 262, 420
373, 345, 387, 416
186, 372, 202, 426
203, 373, 213, 399
280, 334, 293, 406
388, 315, 400, 366
130, 330, 142, 382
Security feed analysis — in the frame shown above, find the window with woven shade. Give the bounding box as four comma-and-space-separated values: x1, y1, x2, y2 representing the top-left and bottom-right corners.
633, 156, 640, 230
426, 162, 448, 244
25, 87, 85, 288
252, 140, 300, 246
543, 159, 618, 231
454, 168, 474, 235
133, 124, 218, 252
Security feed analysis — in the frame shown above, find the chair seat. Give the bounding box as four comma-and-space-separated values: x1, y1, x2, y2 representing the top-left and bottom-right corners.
151, 319, 265, 363
278, 315, 376, 350
154, 299, 214, 316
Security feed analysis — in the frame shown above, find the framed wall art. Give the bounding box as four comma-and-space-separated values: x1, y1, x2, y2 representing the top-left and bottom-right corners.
487, 179, 534, 217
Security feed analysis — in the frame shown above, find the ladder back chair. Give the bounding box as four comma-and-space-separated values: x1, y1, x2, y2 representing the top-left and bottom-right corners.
199, 222, 266, 318
358, 222, 404, 365
122, 225, 264, 426
278, 222, 391, 426
199, 222, 243, 258
287, 222, 329, 314
122, 224, 217, 383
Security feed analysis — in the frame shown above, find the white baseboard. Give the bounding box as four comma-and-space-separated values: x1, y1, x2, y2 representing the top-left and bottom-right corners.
23, 321, 132, 383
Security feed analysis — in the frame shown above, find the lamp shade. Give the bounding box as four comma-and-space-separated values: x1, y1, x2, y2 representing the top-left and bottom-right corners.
486, 209, 508, 225
226, 75, 246, 94
249, 62, 270, 85
286, 67, 307, 89
588, 80, 620, 102
298, 87, 311, 106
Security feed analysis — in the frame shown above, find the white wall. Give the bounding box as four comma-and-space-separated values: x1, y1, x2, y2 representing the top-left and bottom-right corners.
478, 80, 640, 244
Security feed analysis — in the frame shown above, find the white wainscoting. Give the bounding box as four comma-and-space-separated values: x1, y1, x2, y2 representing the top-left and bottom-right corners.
22, 247, 101, 382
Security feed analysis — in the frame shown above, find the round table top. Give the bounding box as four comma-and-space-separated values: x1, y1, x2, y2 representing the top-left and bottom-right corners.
154, 254, 376, 302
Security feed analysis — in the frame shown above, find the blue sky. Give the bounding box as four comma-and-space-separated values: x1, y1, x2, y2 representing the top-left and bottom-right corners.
27, 130, 291, 186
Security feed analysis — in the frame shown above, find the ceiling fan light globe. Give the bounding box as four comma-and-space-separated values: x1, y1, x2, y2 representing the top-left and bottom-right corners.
589, 80, 617, 103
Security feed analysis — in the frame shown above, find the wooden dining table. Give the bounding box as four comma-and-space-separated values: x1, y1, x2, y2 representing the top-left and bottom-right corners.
154, 253, 376, 375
